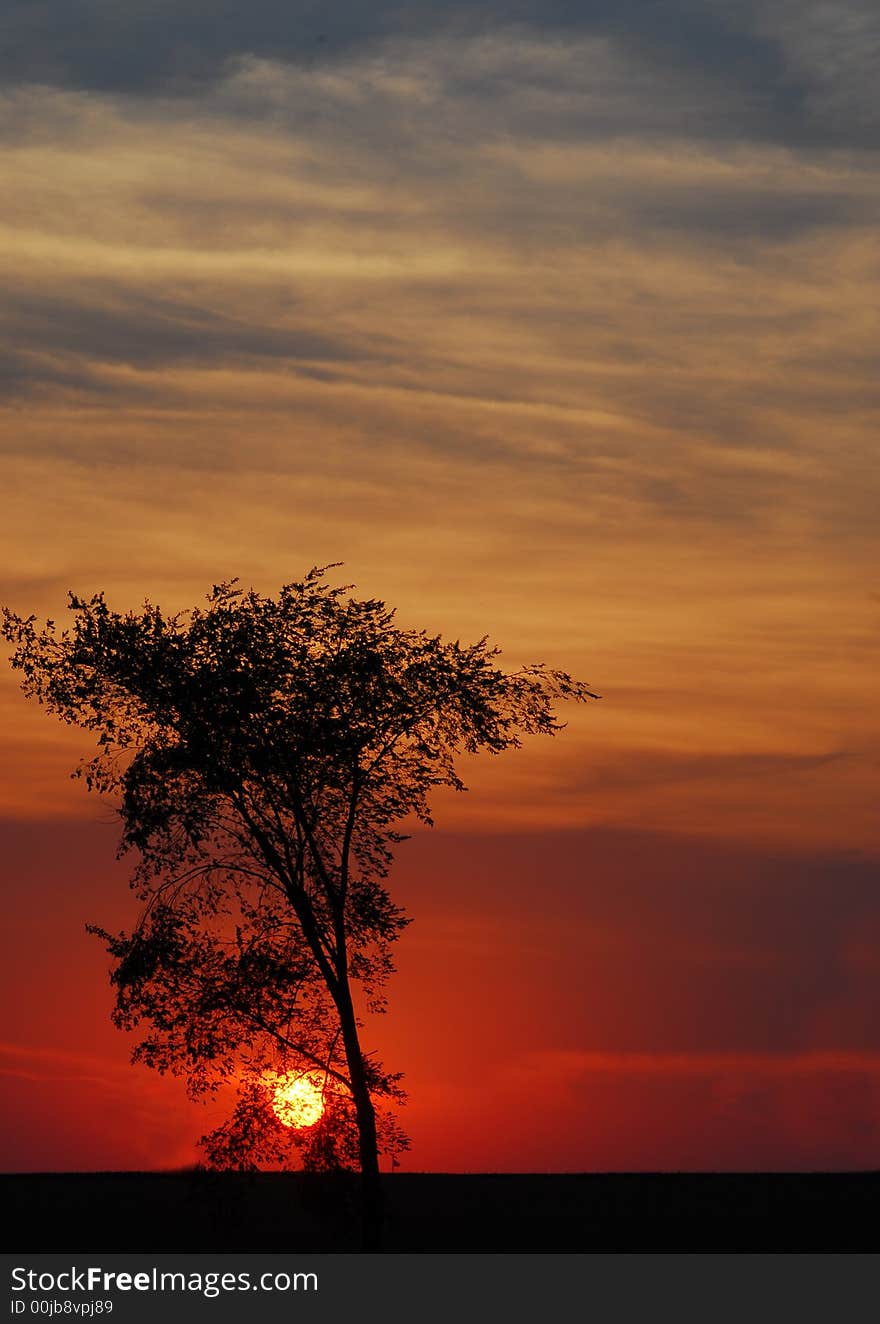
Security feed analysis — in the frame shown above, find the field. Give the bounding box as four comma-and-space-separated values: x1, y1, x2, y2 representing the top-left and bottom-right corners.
4, 1172, 878, 1253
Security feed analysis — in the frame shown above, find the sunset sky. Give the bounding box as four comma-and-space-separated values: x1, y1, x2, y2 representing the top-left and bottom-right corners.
2, 1, 879, 1173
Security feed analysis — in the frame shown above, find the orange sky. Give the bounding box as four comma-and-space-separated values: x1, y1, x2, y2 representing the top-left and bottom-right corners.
1, 3, 879, 1172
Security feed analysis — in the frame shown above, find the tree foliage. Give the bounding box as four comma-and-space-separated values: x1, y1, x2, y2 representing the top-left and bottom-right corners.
2, 567, 598, 1230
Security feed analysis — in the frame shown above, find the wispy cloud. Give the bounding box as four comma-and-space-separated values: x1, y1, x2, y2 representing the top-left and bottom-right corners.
517, 1048, 880, 1079
0, 1041, 157, 1096
1, 23, 878, 853
2, 2, 877, 150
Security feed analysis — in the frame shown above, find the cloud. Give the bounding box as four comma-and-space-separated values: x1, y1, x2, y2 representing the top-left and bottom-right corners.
0, 1041, 138, 1094
1, 69, 876, 452
2, 2, 877, 150
517, 1047, 880, 1079
393, 825, 880, 1061
0, 1041, 205, 1172
752, 0, 880, 144
1, 26, 878, 858
389, 824, 880, 1169
560, 748, 850, 795
482, 1047, 880, 1169
0, 285, 372, 395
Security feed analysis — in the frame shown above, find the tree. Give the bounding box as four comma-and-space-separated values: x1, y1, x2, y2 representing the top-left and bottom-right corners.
2, 567, 598, 1248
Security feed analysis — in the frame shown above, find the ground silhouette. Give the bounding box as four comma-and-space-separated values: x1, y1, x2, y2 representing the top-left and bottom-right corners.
4, 1171, 878, 1252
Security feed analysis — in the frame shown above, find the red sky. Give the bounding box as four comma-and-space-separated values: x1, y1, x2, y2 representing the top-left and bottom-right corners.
2, 805, 879, 1172
2, 3, 880, 1172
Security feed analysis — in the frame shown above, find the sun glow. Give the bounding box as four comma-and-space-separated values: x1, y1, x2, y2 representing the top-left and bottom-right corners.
270, 1073, 326, 1129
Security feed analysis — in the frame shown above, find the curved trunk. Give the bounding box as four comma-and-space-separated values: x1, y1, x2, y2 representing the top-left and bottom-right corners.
335, 980, 384, 1252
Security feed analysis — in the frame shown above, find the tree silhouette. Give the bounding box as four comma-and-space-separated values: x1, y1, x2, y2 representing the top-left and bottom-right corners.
2, 567, 598, 1248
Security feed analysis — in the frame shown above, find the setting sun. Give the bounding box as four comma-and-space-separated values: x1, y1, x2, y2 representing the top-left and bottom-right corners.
269, 1074, 326, 1129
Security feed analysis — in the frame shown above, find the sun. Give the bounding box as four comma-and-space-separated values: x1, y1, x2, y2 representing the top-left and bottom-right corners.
270, 1073, 326, 1129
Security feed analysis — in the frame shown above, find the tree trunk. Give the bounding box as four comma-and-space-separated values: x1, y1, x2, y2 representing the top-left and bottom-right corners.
335, 981, 384, 1252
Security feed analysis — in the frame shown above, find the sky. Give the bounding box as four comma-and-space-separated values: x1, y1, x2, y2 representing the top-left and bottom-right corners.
1, 0, 879, 1173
